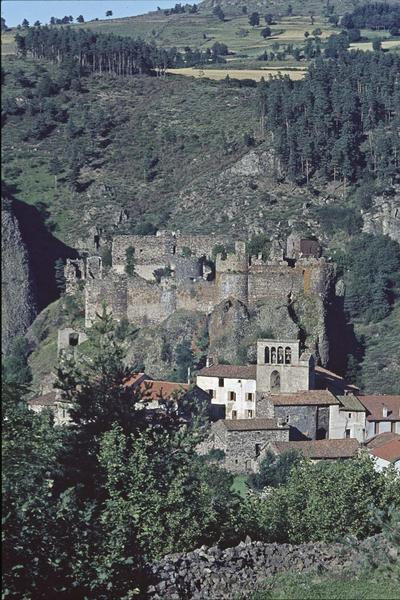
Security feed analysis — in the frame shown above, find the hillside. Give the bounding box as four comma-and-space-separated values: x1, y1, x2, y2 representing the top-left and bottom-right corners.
1, 6, 399, 395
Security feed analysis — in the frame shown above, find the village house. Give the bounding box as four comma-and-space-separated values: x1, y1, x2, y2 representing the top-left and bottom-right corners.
196, 363, 256, 419
328, 394, 367, 443
28, 373, 217, 424
197, 418, 290, 474
28, 391, 71, 427
357, 395, 400, 438
365, 433, 400, 472
257, 389, 340, 441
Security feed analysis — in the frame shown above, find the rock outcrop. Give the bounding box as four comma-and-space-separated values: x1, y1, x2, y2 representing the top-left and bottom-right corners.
362, 189, 400, 243
1, 198, 37, 354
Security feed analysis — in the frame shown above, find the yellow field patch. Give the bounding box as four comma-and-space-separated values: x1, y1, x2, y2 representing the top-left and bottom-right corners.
350, 39, 400, 51
166, 67, 306, 81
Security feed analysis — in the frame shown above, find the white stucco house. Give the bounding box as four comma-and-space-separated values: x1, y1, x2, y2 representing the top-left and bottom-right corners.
328, 394, 367, 442
196, 364, 257, 419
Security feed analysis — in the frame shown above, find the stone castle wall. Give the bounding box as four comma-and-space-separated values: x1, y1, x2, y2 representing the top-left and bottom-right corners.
83, 233, 333, 329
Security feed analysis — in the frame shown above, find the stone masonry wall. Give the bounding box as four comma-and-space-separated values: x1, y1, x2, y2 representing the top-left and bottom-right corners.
224, 427, 289, 473
146, 536, 388, 599
274, 405, 317, 440
176, 234, 231, 258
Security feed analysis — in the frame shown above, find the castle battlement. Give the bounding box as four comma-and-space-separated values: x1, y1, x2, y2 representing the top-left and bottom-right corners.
68, 231, 332, 329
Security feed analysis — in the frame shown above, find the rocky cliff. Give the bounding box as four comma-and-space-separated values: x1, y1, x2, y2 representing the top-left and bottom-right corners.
362, 189, 400, 244
1, 198, 37, 353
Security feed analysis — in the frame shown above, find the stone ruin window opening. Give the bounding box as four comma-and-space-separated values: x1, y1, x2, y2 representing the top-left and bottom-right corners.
285, 347, 292, 364
94, 234, 100, 250
69, 333, 79, 347
278, 346, 284, 364
255, 443, 261, 458
270, 370, 280, 393
73, 264, 82, 279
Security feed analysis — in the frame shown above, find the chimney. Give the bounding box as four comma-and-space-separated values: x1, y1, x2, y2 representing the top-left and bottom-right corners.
382, 405, 391, 418
206, 355, 214, 368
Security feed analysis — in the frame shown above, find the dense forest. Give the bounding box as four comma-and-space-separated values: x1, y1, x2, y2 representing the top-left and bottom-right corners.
257, 51, 400, 185
15, 26, 229, 75
342, 3, 400, 31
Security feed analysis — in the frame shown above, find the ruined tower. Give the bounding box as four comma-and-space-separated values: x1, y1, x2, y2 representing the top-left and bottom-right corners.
215, 241, 249, 305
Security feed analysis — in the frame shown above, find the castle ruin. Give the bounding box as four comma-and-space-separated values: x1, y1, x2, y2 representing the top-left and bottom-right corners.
64, 231, 333, 334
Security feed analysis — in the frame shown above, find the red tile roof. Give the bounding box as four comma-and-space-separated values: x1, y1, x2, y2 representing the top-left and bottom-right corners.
28, 391, 57, 407
137, 380, 189, 402
272, 439, 359, 459
369, 438, 400, 463
221, 418, 288, 431
315, 365, 360, 393
123, 373, 148, 387
197, 364, 257, 380
366, 432, 400, 450
357, 395, 400, 422
271, 390, 338, 406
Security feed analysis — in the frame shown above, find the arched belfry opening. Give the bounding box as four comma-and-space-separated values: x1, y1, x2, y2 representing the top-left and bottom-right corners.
285, 346, 292, 364
271, 347, 277, 363
270, 370, 281, 393
264, 347, 270, 363
278, 346, 284, 364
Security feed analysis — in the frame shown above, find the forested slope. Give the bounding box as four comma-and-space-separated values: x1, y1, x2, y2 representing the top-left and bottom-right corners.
1, 26, 399, 393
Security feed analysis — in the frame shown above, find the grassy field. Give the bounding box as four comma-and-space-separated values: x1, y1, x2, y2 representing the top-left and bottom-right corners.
350, 38, 400, 51
166, 66, 306, 81
251, 570, 400, 600
231, 475, 249, 497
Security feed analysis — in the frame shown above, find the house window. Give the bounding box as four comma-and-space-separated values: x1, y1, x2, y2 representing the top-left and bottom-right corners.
208, 389, 216, 399
218, 378, 224, 387
348, 413, 352, 419
391, 422, 396, 433
246, 392, 254, 401
229, 391, 236, 402
255, 443, 261, 458
345, 429, 351, 439
247, 410, 253, 418
374, 422, 379, 435
231, 410, 237, 420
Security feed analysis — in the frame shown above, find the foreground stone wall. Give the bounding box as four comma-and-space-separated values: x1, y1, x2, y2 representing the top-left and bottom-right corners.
147, 536, 387, 599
